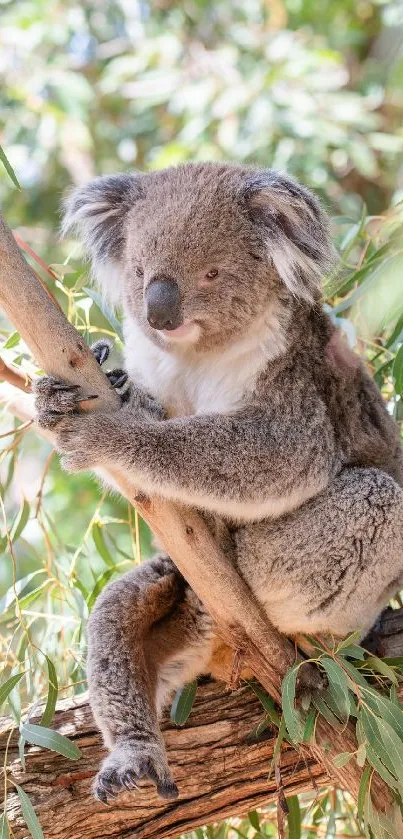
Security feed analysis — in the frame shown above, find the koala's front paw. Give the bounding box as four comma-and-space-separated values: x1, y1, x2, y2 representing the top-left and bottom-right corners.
93, 740, 178, 804
34, 376, 82, 430
34, 376, 111, 472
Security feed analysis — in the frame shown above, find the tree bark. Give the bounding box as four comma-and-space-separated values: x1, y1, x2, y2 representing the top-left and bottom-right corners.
1, 682, 329, 839
0, 213, 394, 816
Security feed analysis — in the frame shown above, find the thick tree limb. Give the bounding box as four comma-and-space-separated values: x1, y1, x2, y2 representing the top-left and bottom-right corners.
0, 213, 393, 817
1, 683, 329, 839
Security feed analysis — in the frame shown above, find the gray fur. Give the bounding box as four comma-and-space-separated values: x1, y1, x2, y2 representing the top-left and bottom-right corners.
35, 162, 403, 801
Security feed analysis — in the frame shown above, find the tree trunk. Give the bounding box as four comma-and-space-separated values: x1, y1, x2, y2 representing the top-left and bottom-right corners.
1, 681, 328, 839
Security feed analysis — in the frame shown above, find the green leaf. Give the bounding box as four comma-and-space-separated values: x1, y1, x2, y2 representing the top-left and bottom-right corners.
170, 680, 197, 726
86, 568, 117, 611
0, 672, 25, 708
302, 708, 316, 743
16, 786, 44, 839
281, 663, 304, 743
286, 795, 301, 839
0, 813, 10, 839
11, 499, 30, 542
321, 656, 351, 722
0, 145, 21, 190
393, 344, 403, 396
21, 722, 81, 760
92, 523, 115, 568
82, 287, 123, 341
362, 687, 403, 741
365, 741, 403, 792
312, 693, 344, 729
41, 657, 58, 728
338, 657, 372, 690
338, 645, 366, 660
356, 742, 367, 767
333, 751, 352, 768
246, 680, 281, 727
358, 764, 372, 824
359, 708, 403, 786
3, 331, 21, 350
247, 810, 260, 831
365, 656, 398, 685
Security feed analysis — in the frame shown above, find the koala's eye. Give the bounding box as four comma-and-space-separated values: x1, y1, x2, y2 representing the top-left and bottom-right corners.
205, 269, 218, 280
135, 266, 144, 279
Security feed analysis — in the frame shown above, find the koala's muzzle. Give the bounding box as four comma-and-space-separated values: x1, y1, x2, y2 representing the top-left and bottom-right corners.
145, 278, 182, 331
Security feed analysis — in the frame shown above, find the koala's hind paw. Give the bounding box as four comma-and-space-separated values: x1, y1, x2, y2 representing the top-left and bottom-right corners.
93, 741, 178, 804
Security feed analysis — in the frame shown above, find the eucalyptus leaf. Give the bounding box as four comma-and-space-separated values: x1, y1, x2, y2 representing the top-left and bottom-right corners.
16, 785, 44, 839
21, 722, 82, 760
41, 657, 58, 728
170, 680, 197, 726
281, 663, 304, 743
286, 795, 301, 839
0, 672, 25, 708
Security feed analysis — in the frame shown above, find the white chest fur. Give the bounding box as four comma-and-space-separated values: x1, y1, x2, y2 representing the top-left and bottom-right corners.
123, 316, 276, 417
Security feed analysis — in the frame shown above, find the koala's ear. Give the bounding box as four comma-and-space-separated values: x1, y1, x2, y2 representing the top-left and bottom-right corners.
244, 171, 333, 302
62, 173, 144, 305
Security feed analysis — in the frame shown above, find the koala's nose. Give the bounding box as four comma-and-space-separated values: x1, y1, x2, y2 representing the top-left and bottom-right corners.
144, 277, 182, 331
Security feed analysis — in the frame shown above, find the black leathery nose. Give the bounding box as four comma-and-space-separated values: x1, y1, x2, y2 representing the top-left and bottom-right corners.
145, 278, 182, 331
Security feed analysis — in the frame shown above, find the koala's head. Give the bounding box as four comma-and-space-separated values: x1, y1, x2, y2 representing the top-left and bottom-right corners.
63, 162, 332, 354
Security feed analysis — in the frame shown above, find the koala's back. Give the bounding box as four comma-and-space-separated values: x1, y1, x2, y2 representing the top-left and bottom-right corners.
304, 308, 403, 487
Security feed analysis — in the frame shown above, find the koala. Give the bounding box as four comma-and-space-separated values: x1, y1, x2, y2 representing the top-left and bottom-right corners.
34, 162, 403, 803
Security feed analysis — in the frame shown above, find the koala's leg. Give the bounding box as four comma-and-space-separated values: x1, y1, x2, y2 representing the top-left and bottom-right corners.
87, 555, 213, 803
235, 467, 403, 638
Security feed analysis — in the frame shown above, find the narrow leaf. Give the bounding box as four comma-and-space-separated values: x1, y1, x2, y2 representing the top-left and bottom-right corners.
3, 331, 20, 350
21, 722, 81, 760
286, 795, 301, 839
246, 680, 281, 726
365, 656, 398, 685
41, 657, 58, 727
362, 687, 403, 741
16, 786, 44, 839
92, 523, 115, 568
170, 680, 197, 726
393, 344, 403, 395
0, 145, 21, 189
357, 764, 371, 824
0, 672, 25, 708
0, 813, 10, 839
333, 752, 352, 768
281, 663, 304, 743
86, 568, 117, 611
321, 656, 351, 722
11, 499, 30, 542
247, 810, 260, 831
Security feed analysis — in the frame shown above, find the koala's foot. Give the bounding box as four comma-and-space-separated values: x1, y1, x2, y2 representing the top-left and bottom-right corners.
93, 740, 178, 804
91, 339, 129, 392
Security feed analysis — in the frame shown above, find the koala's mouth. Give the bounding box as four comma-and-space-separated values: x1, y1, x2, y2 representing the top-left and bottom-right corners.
160, 320, 201, 343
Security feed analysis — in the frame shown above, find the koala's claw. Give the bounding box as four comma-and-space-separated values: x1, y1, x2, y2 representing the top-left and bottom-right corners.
93, 742, 178, 804
107, 368, 128, 389
91, 339, 112, 366
91, 340, 129, 393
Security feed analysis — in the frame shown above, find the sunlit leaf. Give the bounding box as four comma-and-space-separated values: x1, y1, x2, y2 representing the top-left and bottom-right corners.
21, 722, 81, 760
41, 657, 58, 728
0, 145, 21, 189
16, 785, 44, 839
0, 672, 25, 708
281, 663, 304, 743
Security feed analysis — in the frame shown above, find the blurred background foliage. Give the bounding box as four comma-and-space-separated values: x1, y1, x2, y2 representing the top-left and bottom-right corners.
1, 0, 403, 837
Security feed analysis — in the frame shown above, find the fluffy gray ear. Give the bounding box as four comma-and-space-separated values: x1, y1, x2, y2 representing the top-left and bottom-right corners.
245, 171, 333, 302
62, 173, 144, 305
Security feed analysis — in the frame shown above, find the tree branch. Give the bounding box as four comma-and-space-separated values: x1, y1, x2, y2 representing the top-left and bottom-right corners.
1, 683, 329, 839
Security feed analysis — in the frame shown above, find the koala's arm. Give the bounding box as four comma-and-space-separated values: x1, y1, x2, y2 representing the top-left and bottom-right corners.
47, 384, 340, 519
